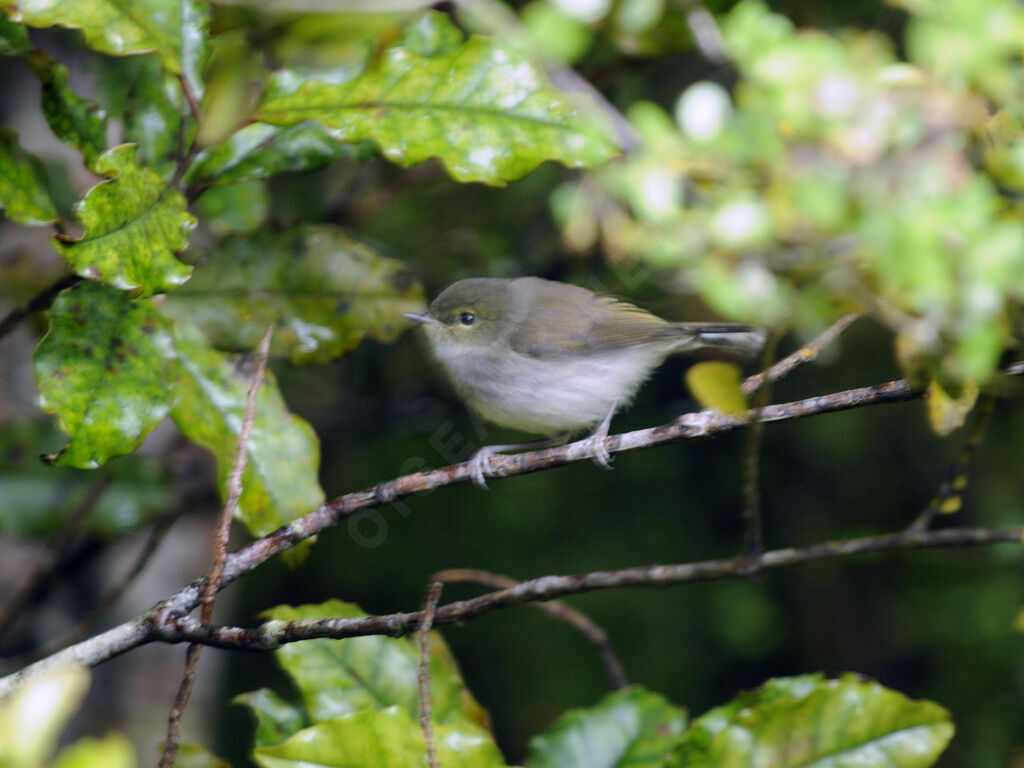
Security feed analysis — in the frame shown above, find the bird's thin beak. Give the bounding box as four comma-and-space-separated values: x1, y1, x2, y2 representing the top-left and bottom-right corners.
404, 312, 440, 326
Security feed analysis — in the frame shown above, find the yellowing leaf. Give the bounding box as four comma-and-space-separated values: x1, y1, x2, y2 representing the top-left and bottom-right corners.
56, 145, 195, 296
52, 735, 135, 768
0, 127, 57, 225
685, 362, 748, 415
926, 379, 979, 436
253, 708, 504, 768
35, 282, 178, 469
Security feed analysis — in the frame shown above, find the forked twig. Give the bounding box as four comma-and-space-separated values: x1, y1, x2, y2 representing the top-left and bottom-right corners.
434, 568, 629, 689
742, 314, 861, 396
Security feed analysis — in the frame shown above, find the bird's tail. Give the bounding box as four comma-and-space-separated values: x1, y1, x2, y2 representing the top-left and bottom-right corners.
675, 323, 767, 361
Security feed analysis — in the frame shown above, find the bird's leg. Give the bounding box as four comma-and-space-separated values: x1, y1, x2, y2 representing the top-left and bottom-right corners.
578, 400, 619, 470
468, 402, 619, 488
468, 436, 564, 490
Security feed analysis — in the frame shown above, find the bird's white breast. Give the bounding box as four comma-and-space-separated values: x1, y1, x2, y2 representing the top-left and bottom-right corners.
431, 340, 676, 435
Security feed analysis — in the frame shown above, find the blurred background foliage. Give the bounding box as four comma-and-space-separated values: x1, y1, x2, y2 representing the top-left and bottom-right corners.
1, 0, 1023, 765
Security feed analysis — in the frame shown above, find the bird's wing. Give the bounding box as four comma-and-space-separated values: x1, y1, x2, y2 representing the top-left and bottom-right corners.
512, 293, 681, 358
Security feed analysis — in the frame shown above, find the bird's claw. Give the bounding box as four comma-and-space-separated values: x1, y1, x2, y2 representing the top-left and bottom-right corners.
468, 446, 499, 490
580, 432, 613, 470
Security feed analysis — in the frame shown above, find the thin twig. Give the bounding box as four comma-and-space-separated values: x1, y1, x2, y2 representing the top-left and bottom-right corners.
158, 642, 202, 766
178, 74, 202, 124
434, 569, 628, 689
675, 0, 730, 63
740, 417, 767, 561
2, 366, 1022, 696
740, 331, 782, 561
202, 325, 273, 623
742, 314, 861, 396
907, 395, 996, 533
0, 474, 113, 637
156, 526, 1024, 652
169, 74, 202, 189
158, 327, 272, 768
16, 516, 176, 664
0, 274, 81, 343
417, 582, 443, 768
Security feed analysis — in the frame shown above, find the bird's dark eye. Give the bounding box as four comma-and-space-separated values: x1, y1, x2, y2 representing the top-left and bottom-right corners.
459, 312, 476, 326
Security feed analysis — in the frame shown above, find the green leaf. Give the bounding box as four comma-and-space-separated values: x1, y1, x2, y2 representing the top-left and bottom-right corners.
52, 734, 135, 768
670, 674, 954, 768
253, 707, 505, 768
263, 600, 489, 727
118, 56, 186, 176
903, 0, 1024, 102
56, 144, 195, 296
5, 0, 209, 76
161, 226, 425, 362
194, 30, 266, 148
0, 15, 31, 54
674, 674, 824, 754
0, 127, 58, 224
401, 9, 465, 57
169, 320, 324, 561
256, 36, 618, 185
193, 180, 268, 235
185, 122, 358, 186
0, 666, 90, 768
522, 2, 594, 64
35, 282, 178, 469
527, 687, 688, 768
168, 742, 230, 768
25, 51, 108, 168
233, 688, 308, 748
684, 361, 748, 416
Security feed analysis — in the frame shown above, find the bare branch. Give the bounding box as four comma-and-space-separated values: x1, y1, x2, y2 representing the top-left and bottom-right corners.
158, 526, 1023, 651
0, 274, 82, 343
674, 0, 730, 63
434, 568, 629, 689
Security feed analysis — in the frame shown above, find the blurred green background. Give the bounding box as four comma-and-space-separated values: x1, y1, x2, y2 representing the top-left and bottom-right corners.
1, 0, 1023, 765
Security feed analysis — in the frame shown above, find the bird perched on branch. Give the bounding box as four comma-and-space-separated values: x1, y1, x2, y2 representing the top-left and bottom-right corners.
406, 276, 764, 487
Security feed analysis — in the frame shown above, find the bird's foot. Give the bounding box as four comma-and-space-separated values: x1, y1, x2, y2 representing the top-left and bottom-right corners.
468, 445, 502, 490
467, 437, 564, 489
578, 429, 613, 470
579, 400, 618, 470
